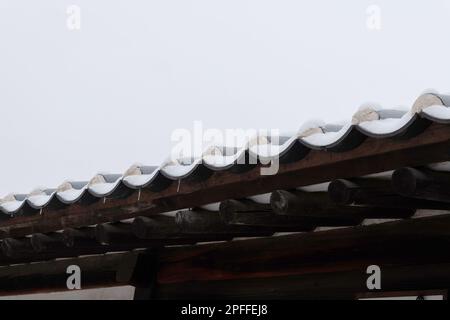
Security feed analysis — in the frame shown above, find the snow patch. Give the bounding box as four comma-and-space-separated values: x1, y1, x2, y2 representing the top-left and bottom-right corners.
247, 193, 271, 204
301, 124, 352, 147
358, 113, 413, 135
422, 105, 450, 120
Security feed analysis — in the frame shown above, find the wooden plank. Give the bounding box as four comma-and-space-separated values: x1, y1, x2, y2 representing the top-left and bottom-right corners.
2, 123, 450, 238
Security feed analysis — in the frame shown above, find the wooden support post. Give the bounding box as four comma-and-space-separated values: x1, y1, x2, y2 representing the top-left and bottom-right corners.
131, 251, 158, 300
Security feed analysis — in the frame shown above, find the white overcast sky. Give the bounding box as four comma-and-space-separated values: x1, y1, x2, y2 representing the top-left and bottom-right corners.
0, 0, 450, 195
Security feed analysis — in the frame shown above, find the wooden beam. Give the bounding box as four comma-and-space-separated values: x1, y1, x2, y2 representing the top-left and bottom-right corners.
2, 122, 450, 238
328, 178, 393, 206
219, 199, 314, 231
61, 227, 97, 248
97, 221, 230, 248
0, 250, 154, 296
1, 238, 34, 258
95, 223, 135, 245
329, 177, 450, 210
44, 228, 118, 257
31, 233, 66, 253
0, 232, 139, 265
219, 199, 271, 215
270, 190, 332, 215
132, 216, 233, 243
175, 210, 274, 236
2, 234, 112, 262
270, 190, 414, 221
132, 216, 180, 239
392, 167, 450, 202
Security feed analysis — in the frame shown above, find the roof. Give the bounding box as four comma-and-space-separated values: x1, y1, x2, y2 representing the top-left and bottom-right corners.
1, 92, 449, 217
1, 91, 450, 264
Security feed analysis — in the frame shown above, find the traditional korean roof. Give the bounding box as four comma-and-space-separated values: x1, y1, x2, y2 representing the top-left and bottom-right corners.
1, 92, 449, 217
1, 90, 450, 265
